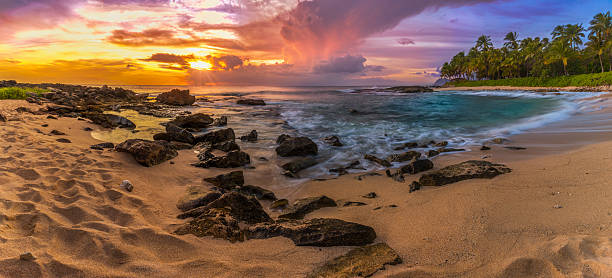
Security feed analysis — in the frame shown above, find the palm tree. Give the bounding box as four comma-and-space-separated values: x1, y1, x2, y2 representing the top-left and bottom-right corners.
475, 35, 493, 51
546, 39, 573, 75
504, 32, 519, 50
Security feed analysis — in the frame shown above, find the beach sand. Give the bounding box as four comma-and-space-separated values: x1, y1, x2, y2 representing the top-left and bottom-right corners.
435, 85, 612, 93
1, 99, 612, 277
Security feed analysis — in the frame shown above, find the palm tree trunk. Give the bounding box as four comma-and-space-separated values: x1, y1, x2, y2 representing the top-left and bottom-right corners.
599, 53, 604, 73
563, 58, 568, 76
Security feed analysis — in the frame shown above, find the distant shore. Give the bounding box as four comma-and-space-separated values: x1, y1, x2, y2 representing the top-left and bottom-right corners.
435, 85, 612, 92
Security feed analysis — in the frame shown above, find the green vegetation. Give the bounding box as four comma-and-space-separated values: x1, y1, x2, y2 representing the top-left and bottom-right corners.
0, 87, 48, 100
441, 11, 612, 87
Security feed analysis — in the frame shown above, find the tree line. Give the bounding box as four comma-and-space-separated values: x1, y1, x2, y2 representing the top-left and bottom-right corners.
440, 11, 612, 80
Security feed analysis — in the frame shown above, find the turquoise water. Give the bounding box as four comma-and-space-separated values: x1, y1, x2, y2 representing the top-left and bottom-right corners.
113, 86, 603, 177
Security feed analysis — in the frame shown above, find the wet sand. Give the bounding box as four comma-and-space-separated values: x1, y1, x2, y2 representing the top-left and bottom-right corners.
1, 97, 612, 277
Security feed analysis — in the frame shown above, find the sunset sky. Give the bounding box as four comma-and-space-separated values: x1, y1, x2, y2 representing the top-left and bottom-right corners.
0, 0, 607, 86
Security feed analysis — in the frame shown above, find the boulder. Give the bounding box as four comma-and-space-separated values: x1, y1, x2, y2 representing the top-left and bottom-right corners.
307, 243, 402, 278
276, 134, 292, 144
0, 113, 6, 122
174, 208, 244, 242
83, 113, 135, 129
168, 113, 214, 129
394, 142, 418, 150
400, 159, 434, 174
247, 218, 376, 247
364, 154, 391, 167
419, 160, 511, 187
342, 201, 367, 207
120, 180, 134, 192
323, 135, 343, 147
239, 130, 258, 142
282, 157, 318, 174
362, 192, 377, 199
194, 128, 235, 144
193, 150, 251, 168
203, 171, 244, 190
213, 116, 227, 126
270, 199, 289, 210
237, 185, 277, 201
480, 145, 491, 151
427, 149, 440, 158
115, 139, 178, 167
385, 169, 405, 182
437, 147, 466, 153
156, 89, 195, 106
50, 130, 66, 135
90, 142, 114, 150
409, 181, 421, 193
176, 186, 222, 211
386, 151, 421, 163
237, 99, 266, 106
56, 138, 71, 143
276, 137, 318, 157
178, 192, 272, 224
278, 196, 337, 220
168, 141, 193, 150
153, 123, 195, 144
212, 140, 240, 152
329, 161, 362, 176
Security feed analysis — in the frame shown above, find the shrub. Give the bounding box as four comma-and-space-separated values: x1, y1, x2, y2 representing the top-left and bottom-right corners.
0, 87, 47, 100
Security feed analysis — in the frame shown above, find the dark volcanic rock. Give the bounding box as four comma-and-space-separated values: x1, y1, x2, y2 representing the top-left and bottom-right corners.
212, 140, 240, 152
83, 113, 135, 129
307, 243, 402, 278
276, 134, 292, 144
276, 137, 318, 157
480, 145, 491, 151
270, 199, 289, 210
504, 146, 527, 150
168, 113, 214, 129
419, 160, 511, 187
195, 128, 235, 144
193, 150, 251, 168
49, 129, 66, 135
394, 142, 418, 150
178, 192, 272, 224
342, 201, 367, 207
329, 161, 362, 176
237, 185, 277, 201
176, 186, 222, 211
0, 113, 6, 122
203, 171, 244, 190
409, 181, 421, 193
386, 151, 421, 163
323, 135, 343, 147
156, 89, 195, 106
364, 154, 391, 167
115, 139, 178, 167
153, 123, 195, 144
385, 169, 405, 182
427, 149, 440, 157
56, 138, 71, 143
213, 116, 228, 126
278, 196, 337, 220
239, 130, 258, 142
168, 141, 193, 150
282, 157, 318, 174
237, 99, 266, 106
90, 142, 114, 150
362, 192, 377, 199
174, 208, 244, 242
247, 218, 376, 247
437, 147, 466, 153
400, 159, 434, 174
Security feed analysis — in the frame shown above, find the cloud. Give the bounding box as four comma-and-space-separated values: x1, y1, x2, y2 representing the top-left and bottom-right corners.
107, 28, 246, 49
313, 54, 366, 73
142, 53, 194, 65
205, 55, 244, 71
397, 38, 415, 45
0, 0, 81, 36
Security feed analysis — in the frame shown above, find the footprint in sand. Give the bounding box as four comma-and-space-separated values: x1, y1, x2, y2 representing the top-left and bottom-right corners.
15, 169, 41, 181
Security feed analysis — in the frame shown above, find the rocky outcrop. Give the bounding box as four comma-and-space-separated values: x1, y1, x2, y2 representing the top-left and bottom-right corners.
364, 154, 391, 167
155, 89, 195, 106
307, 243, 402, 278
83, 113, 135, 129
400, 159, 434, 174
178, 192, 272, 224
237, 185, 277, 201
419, 160, 511, 187
323, 135, 343, 147
275, 136, 318, 157
195, 128, 235, 144
193, 150, 251, 168
153, 123, 195, 144
168, 113, 214, 129
174, 208, 244, 242
176, 186, 222, 211
212, 116, 227, 126
394, 142, 418, 150
203, 171, 244, 190
90, 142, 114, 150
282, 157, 318, 175
115, 139, 178, 167
276, 134, 292, 144
278, 196, 337, 220
237, 99, 266, 106
329, 161, 362, 176
239, 130, 258, 142
386, 151, 421, 163
247, 218, 376, 247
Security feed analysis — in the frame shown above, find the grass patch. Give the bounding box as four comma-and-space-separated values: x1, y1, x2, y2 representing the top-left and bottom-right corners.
0, 87, 48, 100
448, 71, 612, 88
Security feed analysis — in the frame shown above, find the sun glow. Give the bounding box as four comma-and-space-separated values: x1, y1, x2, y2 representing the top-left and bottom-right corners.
189, 61, 212, 70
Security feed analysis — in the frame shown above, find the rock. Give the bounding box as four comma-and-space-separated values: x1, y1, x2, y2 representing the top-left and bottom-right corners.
174, 208, 244, 242
276, 134, 292, 144
56, 138, 71, 143
385, 169, 405, 182
19, 253, 35, 261
278, 196, 337, 220
394, 142, 418, 150
49, 130, 66, 135
427, 149, 440, 157
419, 160, 511, 187
362, 192, 377, 199
176, 186, 222, 211
194, 128, 235, 144
480, 145, 491, 150
356, 172, 382, 180
212, 140, 240, 152
156, 89, 195, 106
213, 116, 228, 126
115, 139, 178, 167
169, 113, 214, 129
203, 171, 244, 190
270, 199, 289, 210
237, 99, 266, 105
41, 124, 48, 127
437, 147, 466, 153
433, 141, 448, 147
154, 124, 195, 144
386, 151, 421, 163
120, 180, 134, 192
282, 157, 318, 174
247, 218, 376, 247
329, 161, 362, 176
168, 141, 193, 150
323, 135, 343, 147
237, 185, 277, 201
90, 142, 114, 150
409, 181, 421, 193
194, 150, 251, 168
83, 127, 93, 131
0, 113, 6, 122
239, 130, 258, 142
505, 146, 527, 150
307, 243, 402, 278
364, 154, 391, 167
178, 192, 272, 224
400, 159, 434, 174
342, 201, 367, 207
276, 137, 318, 157
83, 113, 135, 129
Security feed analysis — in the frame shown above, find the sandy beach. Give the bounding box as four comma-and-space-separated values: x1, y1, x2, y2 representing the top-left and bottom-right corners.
436, 85, 612, 93
1, 88, 611, 278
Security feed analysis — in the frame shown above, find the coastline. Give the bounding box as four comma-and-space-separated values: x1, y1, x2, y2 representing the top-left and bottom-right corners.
435, 85, 612, 93
1, 87, 612, 277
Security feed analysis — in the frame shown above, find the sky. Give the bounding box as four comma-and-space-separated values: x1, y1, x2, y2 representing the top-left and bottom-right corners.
0, 0, 608, 86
